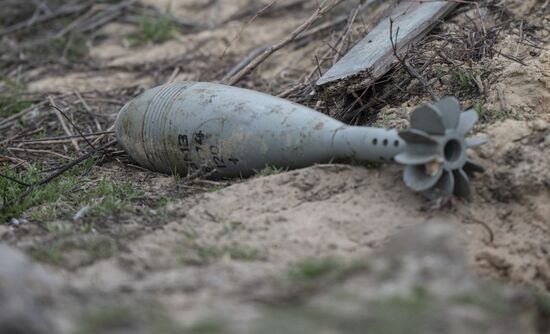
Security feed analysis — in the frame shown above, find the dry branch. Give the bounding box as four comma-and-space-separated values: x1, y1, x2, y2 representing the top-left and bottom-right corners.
49, 97, 80, 151
50, 103, 96, 150
223, 0, 343, 86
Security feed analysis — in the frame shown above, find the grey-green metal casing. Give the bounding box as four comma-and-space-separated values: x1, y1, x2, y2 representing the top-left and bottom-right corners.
116, 81, 404, 176
116, 81, 485, 198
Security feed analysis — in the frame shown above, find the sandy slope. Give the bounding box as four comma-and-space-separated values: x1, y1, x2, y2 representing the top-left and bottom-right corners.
66, 117, 550, 321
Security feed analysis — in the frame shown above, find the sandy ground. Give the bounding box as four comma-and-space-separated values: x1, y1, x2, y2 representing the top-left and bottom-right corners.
63, 115, 550, 322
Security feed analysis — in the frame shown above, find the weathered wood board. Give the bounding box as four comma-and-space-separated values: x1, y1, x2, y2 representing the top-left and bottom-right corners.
316, 1, 457, 87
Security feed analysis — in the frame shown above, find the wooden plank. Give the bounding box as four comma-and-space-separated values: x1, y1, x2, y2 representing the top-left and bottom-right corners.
316, 1, 457, 87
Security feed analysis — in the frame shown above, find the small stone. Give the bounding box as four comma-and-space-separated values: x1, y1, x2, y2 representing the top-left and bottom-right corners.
73, 205, 91, 221
530, 119, 549, 131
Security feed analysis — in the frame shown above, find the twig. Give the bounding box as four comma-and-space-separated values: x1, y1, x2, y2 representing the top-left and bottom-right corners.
49, 102, 96, 150
0, 100, 47, 129
1, 140, 117, 217
0, 172, 30, 187
168, 162, 218, 192
0, 155, 31, 169
77, 0, 137, 34
49, 97, 79, 151
0, 2, 91, 36
332, 5, 360, 65
17, 0, 136, 49
221, 45, 270, 82
315, 55, 323, 78
73, 90, 102, 131
73, 90, 92, 112
490, 46, 527, 66
7, 147, 73, 160
0, 127, 44, 146
166, 66, 180, 84
389, 18, 438, 101
462, 212, 494, 244
224, 0, 343, 85
294, 12, 348, 42
54, 5, 96, 39
284, 0, 385, 97
90, 124, 116, 148
302, 8, 361, 83
13, 131, 115, 143
221, 0, 308, 25
514, 20, 523, 58
13, 139, 96, 146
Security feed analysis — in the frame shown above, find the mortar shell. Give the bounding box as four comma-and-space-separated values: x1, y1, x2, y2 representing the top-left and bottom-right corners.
115, 81, 406, 177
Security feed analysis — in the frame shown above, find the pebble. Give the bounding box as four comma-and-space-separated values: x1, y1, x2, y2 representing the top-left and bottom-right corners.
530, 119, 549, 131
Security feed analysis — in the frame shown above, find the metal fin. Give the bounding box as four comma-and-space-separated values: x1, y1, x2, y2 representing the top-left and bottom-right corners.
399, 129, 438, 145
423, 170, 454, 201
403, 164, 443, 192
395, 152, 439, 165
463, 159, 485, 174
453, 169, 471, 198
396, 97, 485, 199
433, 97, 460, 130
457, 110, 478, 135
410, 104, 446, 135
465, 136, 488, 148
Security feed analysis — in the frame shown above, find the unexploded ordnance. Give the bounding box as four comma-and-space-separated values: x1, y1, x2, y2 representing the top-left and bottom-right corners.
116, 81, 486, 198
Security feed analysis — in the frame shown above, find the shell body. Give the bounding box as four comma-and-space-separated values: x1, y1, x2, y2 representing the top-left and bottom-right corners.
116, 81, 404, 177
